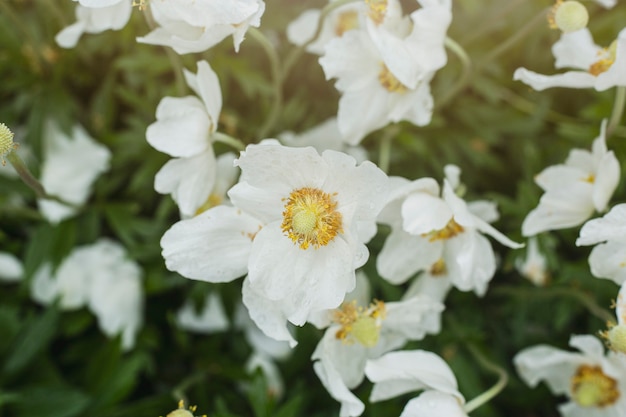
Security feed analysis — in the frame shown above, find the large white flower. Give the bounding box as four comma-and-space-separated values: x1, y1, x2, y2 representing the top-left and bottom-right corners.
377, 167, 522, 296
515, 334, 626, 416
514, 27, 626, 91
365, 350, 467, 417
576, 204, 626, 285
522, 120, 619, 236
38, 120, 111, 224
31, 239, 143, 350
148, 60, 224, 217
56, 0, 132, 48
137, 0, 265, 54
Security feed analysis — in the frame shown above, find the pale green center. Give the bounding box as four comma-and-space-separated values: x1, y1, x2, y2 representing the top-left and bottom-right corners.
571, 365, 620, 407
555, 1, 588, 33
351, 316, 379, 348
0, 123, 14, 157
292, 209, 318, 235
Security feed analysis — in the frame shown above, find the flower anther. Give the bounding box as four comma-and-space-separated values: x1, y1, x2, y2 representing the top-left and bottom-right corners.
166, 400, 206, 417
548, 1, 589, 33
424, 219, 465, 242
281, 187, 343, 250
601, 324, 626, 355
430, 258, 447, 276
589, 40, 617, 76
335, 10, 359, 36
378, 64, 408, 93
333, 300, 386, 347
570, 365, 620, 407
365, 0, 388, 25
0, 123, 16, 166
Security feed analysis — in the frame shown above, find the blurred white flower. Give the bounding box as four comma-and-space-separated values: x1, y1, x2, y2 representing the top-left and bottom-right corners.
514, 28, 626, 90
0, 252, 23, 282
31, 239, 143, 350
176, 292, 229, 334
576, 204, 626, 285
38, 120, 111, 224
595, 0, 617, 8
515, 334, 626, 415
56, 0, 132, 48
600, 281, 626, 355
149, 60, 224, 217
516, 237, 550, 286
377, 167, 522, 296
136, 0, 265, 54
522, 120, 619, 236
365, 350, 467, 417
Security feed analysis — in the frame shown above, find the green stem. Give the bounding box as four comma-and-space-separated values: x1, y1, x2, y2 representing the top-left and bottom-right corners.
212, 132, 246, 152
282, 0, 361, 80
437, 37, 473, 108
463, 344, 508, 414
378, 125, 399, 173
607, 86, 626, 138
248, 28, 283, 139
493, 285, 615, 323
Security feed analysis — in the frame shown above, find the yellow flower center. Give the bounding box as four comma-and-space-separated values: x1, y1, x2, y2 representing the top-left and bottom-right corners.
570, 365, 620, 407
423, 219, 465, 242
194, 193, 224, 216
365, 0, 388, 25
335, 10, 359, 36
0, 123, 15, 166
333, 300, 386, 347
548, 1, 588, 33
589, 41, 618, 76
378, 64, 408, 93
281, 187, 343, 250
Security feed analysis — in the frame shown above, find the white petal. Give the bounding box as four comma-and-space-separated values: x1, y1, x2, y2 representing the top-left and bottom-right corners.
514, 345, 584, 395
384, 295, 444, 339
552, 29, 600, 70
176, 292, 230, 334
595, 32, 626, 91
55, 21, 87, 48
445, 232, 496, 296
314, 359, 365, 417
513, 67, 596, 91
617, 282, 626, 325
400, 391, 467, 417
185, 60, 222, 130
401, 193, 452, 235
576, 204, 626, 246
588, 241, 626, 285
377, 230, 442, 284
0, 252, 24, 282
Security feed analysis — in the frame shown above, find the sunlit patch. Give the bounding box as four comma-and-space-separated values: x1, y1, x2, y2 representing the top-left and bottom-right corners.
570, 365, 620, 407
365, 0, 388, 25
335, 10, 359, 36
589, 41, 617, 76
423, 219, 465, 242
333, 300, 386, 347
281, 187, 343, 250
378, 64, 408, 93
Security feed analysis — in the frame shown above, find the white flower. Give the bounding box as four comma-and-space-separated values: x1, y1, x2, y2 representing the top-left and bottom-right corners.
515, 237, 550, 286
31, 239, 143, 350
136, 0, 265, 54
595, 0, 617, 8
515, 334, 626, 415
176, 292, 229, 333
38, 120, 111, 224
311, 274, 444, 416
576, 204, 626, 284
514, 28, 626, 91
56, 1, 132, 48
522, 120, 619, 236
365, 350, 467, 417
148, 60, 224, 217
377, 168, 522, 296
600, 281, 626, 355
0, 252, 23, 282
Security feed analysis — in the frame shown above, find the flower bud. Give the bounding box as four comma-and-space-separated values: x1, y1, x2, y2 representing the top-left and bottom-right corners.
554, 1, 589, 33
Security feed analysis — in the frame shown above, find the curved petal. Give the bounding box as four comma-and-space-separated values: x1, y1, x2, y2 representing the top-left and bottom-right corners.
576, 204, 626, 246
513, 67, 596, 91
400, 391, 467, 417
377, 229, 442, 284
401, 193, 452, 235
313, 359, 365, 417
588, 241, 626, 285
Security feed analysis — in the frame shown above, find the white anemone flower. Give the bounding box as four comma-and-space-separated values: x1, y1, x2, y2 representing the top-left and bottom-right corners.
515, 237, 550, 286
514, 27, 626, 91
522, 120, 619, 236
377, 167, 522, 296
515, 334, 626, 416
38, 120, 111, 224
365, 350, 467, 417
56, 0, 132, 48
576, 204, 626, 285
31, 239, 143, 350
0, 252, 23, 283
176, 292, 230, 333
148, 60, 224, 217
230, 144, 388, 345
136, 0, 265, 54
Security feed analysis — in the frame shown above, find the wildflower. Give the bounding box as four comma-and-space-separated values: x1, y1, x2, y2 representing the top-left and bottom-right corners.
176, 292, 229, 334
56, 0, 132, 48
514, 28, 626, 91
601, 281, 626, 354
576, 204, 626, 284
365, 350, 468, 417
523, 120, 619, 236
38, 120, 111, 224
515, 334, 626, 415
516, 237, 550, 286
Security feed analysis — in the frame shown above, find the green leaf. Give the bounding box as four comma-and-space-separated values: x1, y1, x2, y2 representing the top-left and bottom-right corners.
12, 385, 90, 417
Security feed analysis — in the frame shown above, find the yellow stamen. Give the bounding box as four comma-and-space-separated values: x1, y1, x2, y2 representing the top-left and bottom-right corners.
132, 0, 148, 11
430, 258, 447, 276
365, 0, 388, 25
335, 10, 359, 36
589, 41, 618, 76
423, 219, 465, 242
570, 365, 620, 407
333, 300, 386, 347
194, 193, 223, 216
281, 187, 342, 250
378, 64, 408, 93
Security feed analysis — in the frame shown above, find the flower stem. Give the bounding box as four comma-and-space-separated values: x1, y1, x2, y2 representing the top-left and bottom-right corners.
248, 28, 283, 139
213, 132, 246, 152
378, 125, 400, 173
437, 37, 472, 108
607, 86, 626, 138
463, 344, 508, 414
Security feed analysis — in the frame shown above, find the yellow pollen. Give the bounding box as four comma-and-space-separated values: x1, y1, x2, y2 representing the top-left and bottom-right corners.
0, 123, 16, 166
378, 64, 408, 93
582, 174, 595, 183
589, 41, 617, 76
424, 219, 465, 242
365, 0, 388, 25
194, 193, 223, 216
333, 300, 386, 347
132, 0, 148, 11
281, 187, 342, 250
335, 10, 359, 36
430, 258, 447, 276
570, 365, 620, 407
